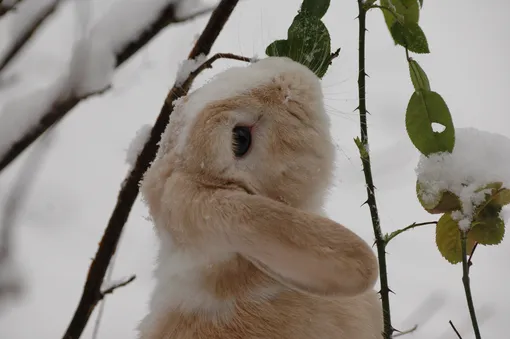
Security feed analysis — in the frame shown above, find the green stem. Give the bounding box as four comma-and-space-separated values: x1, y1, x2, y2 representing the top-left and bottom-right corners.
356, 2, 393, 338
461, 233, 482, 339
385, 221, 437, 244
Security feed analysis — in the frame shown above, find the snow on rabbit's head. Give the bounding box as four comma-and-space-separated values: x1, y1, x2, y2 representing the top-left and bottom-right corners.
143, 56, 335, 213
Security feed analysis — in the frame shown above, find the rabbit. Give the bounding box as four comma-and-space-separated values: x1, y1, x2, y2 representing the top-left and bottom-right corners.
137, 56, 383, 339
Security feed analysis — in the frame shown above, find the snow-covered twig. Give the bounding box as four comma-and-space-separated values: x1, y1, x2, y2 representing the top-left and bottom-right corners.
61, 1, 241, 338
0, 0, 23, 17
0, 0, 62, 74
0, 0, 214, 175
99, 275, 136, 298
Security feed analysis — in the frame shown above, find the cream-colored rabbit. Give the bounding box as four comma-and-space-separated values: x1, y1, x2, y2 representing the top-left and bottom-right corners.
137, 57, 383, 339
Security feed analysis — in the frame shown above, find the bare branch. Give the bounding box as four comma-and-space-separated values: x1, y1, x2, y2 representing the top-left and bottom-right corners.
449, 320, 463, 339
0, 0, 62, 74
61, 1, 241, 338
0, 2, 214, 174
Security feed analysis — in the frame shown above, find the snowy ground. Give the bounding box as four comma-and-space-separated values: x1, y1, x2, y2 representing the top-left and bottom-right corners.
0, 0, 509, 338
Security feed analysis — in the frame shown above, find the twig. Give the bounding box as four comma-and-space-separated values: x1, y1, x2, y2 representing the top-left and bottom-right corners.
180, 52, 251, 91
355, 1, 393, 338
384, 221, 437, 244
449, 320, 463, 339
461, 233, 482, 339
329, 47, 341, 65
99, 275, 136, 299
0, 2, 214, 175
0, 0, 62, 74
61, 1, 241, 338
392, 325, 418, 338
0, 0, 23, 17
467, 241, 478, 268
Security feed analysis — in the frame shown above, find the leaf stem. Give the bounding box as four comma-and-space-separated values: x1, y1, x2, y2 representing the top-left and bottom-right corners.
461, 232, 482, 339
356, 2, 393, 338
384, 221, 437, 244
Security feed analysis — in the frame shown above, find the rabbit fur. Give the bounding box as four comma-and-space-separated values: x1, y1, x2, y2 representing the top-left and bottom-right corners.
137, 57, 383, 339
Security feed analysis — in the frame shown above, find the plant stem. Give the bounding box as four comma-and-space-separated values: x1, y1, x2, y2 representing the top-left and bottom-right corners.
385, 221, 437, 244
356, 2, 392, 338
461, 233, 482, 339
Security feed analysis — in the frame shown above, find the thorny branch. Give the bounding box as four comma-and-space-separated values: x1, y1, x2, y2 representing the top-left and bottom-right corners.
0, 0, 63, 73
355, 1, 393, 338
0, 2, 214, 174
61, 1, 242, 338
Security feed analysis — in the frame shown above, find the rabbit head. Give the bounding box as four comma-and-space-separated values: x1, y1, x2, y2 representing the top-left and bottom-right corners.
140, 57, 378, 299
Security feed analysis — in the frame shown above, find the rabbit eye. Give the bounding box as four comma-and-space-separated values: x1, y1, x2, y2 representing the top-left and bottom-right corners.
232, 126, 252, 158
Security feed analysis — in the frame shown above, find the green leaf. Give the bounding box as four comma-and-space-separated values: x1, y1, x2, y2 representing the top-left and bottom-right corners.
390, 21, 430, 54
265, 39, 290, 57
495, 189, 510, 206
300, 0, 330, 18
405, 90, 455, 156
469, 214, 505, 245
287, 14, 331, 78
381, 0, 420, 27
436, 213, 475, 264
408, 59, 430, 91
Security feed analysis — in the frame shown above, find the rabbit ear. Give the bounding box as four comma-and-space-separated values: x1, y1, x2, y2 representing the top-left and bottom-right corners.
203, 190, 379, 297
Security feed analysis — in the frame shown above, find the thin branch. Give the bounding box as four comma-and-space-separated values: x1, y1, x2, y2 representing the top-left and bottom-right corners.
467, 241, 478, 268
0, 0, 23, 17
461, 233, 482, 339
384, 221, 437, 244
449, 320, 463, 339
99, 275, 136, 299
355, 1, 393, 338
0, 2, 214, 174
61, 1, 241, 338
0, 0, 62, 74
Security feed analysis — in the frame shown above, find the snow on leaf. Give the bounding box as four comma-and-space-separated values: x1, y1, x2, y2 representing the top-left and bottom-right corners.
416, 128, 510, 232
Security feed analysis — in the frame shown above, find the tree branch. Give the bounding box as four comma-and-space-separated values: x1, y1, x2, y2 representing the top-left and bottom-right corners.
0, 2, 214, 174
355, 1, 393, 338
0, 0, 62, 74
61, 1, 241, 338
0, 0, 23, 18
99, 275, 136, 300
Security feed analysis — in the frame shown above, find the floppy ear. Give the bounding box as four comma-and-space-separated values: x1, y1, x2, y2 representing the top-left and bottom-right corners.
203, 190, 379, 297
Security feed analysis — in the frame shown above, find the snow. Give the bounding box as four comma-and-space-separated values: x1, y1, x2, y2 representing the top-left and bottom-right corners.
0, 75, 69, 161
174, 53, 207, 86
125, 124, 152, 167
416, 128, 510, 231
0, 0, 509, 338
69, 0, 183, 96
101, 275, 135, 294
8, 0, 59, 40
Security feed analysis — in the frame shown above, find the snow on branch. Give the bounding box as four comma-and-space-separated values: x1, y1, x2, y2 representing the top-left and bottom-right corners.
0, 0, 215, 174
61, 1, 242, 338
0, 0, 62, 74
0, 0, 23, 18
99, 275, 136, 298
